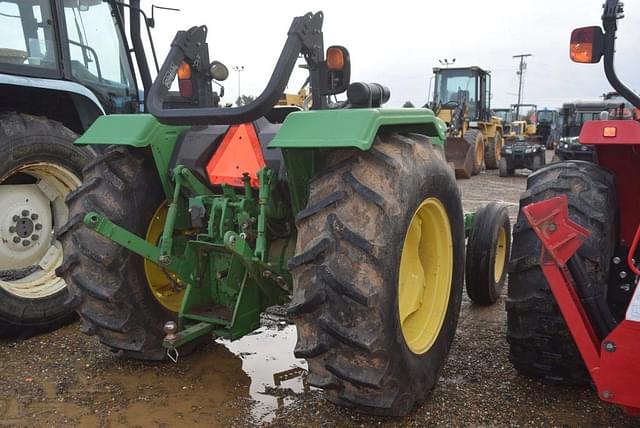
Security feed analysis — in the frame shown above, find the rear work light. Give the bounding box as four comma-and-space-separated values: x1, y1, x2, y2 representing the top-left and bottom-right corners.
603, 127, 617, 138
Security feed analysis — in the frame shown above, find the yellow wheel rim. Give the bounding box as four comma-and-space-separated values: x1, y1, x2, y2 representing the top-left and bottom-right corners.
494, 226, 507, 283
475, 139, 484, 167
144, 203, 184, 313
495, 136, 503, 161
398, 197, 453, 355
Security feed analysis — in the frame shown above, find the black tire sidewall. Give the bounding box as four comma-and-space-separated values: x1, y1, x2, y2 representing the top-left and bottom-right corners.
0, 115, 90, 329
465, 204, 511, 304
388, 156, 465, 402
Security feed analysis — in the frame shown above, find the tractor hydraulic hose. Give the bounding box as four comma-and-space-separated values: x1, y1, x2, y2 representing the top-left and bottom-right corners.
147, 13, 324, 126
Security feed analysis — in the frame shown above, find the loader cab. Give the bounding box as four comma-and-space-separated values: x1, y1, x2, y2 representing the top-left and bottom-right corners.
494, 108, 513, 134
0, 0, 140, 116
432, 66, 492, 123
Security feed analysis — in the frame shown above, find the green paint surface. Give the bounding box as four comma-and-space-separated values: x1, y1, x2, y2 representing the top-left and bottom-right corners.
270, 108, 446, 150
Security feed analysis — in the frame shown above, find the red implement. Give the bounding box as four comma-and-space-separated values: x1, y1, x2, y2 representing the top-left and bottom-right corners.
523, 195, 640, 415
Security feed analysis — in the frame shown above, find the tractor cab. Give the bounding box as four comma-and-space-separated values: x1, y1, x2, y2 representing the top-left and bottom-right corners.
0, 0, 142, 116
494, 108, 514, 135
511, 103, 538, 135
431, 66, 492, 124
430, 66, 504, 177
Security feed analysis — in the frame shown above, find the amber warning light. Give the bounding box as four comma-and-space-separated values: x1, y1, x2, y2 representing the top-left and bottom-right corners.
570, 26, 604, 64
603, 127, 617, 138
178, 62, 193, 97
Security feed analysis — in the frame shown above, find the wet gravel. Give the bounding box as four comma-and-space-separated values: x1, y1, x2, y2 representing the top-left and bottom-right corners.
1, 161, 637, 427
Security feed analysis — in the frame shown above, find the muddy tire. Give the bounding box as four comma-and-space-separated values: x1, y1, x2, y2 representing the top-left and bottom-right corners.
484, 131, 502, 170
507, 161, 617, 383
0, 113, 92, 337
465, 203, 511, 305
465, 130, 484, 176
498, 158, 509, 177
57, 146, 177, 360
289, 133, 465, 416
532, 153, 543, 171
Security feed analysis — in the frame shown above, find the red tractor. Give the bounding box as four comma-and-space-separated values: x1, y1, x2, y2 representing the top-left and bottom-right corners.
507, 0, 640, 415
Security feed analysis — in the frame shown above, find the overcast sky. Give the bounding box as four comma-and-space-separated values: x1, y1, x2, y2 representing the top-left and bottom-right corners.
139, 0, 639, 109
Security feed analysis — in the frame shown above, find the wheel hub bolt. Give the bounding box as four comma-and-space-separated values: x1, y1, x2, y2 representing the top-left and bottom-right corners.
604, 341, 617, 352
31, 213, 38, 220
9, 226, 16, 233
613, 256, 621, 264
620, 271, 628, 279
12, 215, 19, 222
35, 223, 42, 231
31, 235, 39, 241
21, 210, 29, 217
22, 240, 30, 246
13, 236, 20, 243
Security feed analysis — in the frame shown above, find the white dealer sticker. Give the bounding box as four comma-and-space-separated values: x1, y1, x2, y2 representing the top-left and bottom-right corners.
625, 278, 640, 321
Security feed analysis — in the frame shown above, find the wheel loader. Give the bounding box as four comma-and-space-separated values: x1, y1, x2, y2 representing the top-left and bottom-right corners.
507, 0, 640, 414
58, 12, 511, 415
0, 0, 158, 336
430, 66, 504, 178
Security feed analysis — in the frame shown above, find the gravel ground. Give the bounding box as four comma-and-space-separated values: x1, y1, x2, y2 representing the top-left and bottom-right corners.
0, 158, 636, 427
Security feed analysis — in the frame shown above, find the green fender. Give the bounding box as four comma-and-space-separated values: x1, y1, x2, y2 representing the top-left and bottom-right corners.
75, 114, 188, 195
269, 108, 446, 149
269, 108, 447, 215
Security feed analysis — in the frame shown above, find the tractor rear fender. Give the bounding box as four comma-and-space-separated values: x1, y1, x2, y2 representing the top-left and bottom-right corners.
75, 114, 188, 196
270, 108, 446, 150
270, 108, 446, 214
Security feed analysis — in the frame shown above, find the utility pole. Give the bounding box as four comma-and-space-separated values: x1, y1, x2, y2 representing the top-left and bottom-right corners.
513, 53, 532, 120
232, 65, 244, 103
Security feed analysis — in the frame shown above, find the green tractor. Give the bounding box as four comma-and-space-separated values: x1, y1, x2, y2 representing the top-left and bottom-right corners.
58, 12, 511, 415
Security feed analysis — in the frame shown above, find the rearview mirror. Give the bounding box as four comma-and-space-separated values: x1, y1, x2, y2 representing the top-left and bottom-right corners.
570, 26, 604, 63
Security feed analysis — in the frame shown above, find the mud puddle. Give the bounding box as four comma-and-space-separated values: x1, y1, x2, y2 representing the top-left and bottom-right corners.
222, 324, 310, 423
0, 319, 309, 427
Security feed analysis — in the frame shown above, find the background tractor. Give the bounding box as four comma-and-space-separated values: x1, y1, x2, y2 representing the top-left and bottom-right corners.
494, 107, 514, 136
536, 108, 560, 149
0, 0, 160, 336
58, 12, 511, 416
507, 0, 640, 414
430, 66, 504, 178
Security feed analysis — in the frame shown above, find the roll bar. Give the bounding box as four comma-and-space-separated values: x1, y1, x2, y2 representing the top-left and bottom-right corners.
601, 0, 640, 109
146, 12, 325, 126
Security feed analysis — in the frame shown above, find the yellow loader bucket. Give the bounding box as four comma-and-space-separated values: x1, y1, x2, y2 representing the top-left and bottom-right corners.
445, 136, 475, 179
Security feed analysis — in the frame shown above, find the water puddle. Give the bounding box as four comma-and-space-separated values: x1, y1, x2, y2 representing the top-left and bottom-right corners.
222, 323, 310, 423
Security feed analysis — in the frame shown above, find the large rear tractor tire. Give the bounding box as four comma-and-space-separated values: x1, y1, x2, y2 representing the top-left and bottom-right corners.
465, 203, 511, 305
484, 131, 502, 170
57, 146, 181, 360
507, 161, 617, 383
0, 113, 92, 337
465, 130, 485, 176
289, 133, 465, 415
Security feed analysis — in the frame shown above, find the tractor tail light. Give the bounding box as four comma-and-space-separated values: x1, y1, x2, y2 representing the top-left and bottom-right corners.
326, 47, 345, 70
178, 62, 193, 97
570, 26, 604, 64
603, 127, 617, 137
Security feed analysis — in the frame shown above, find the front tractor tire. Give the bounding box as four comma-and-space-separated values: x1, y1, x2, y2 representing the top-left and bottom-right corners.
465, 203, 511, 306
465, 129, 485, 176
484, 131, 502, 170
0, 113, 92, 336
507, 161, 617, 383
58, 146, 179, 360
289, 133, 465, 416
